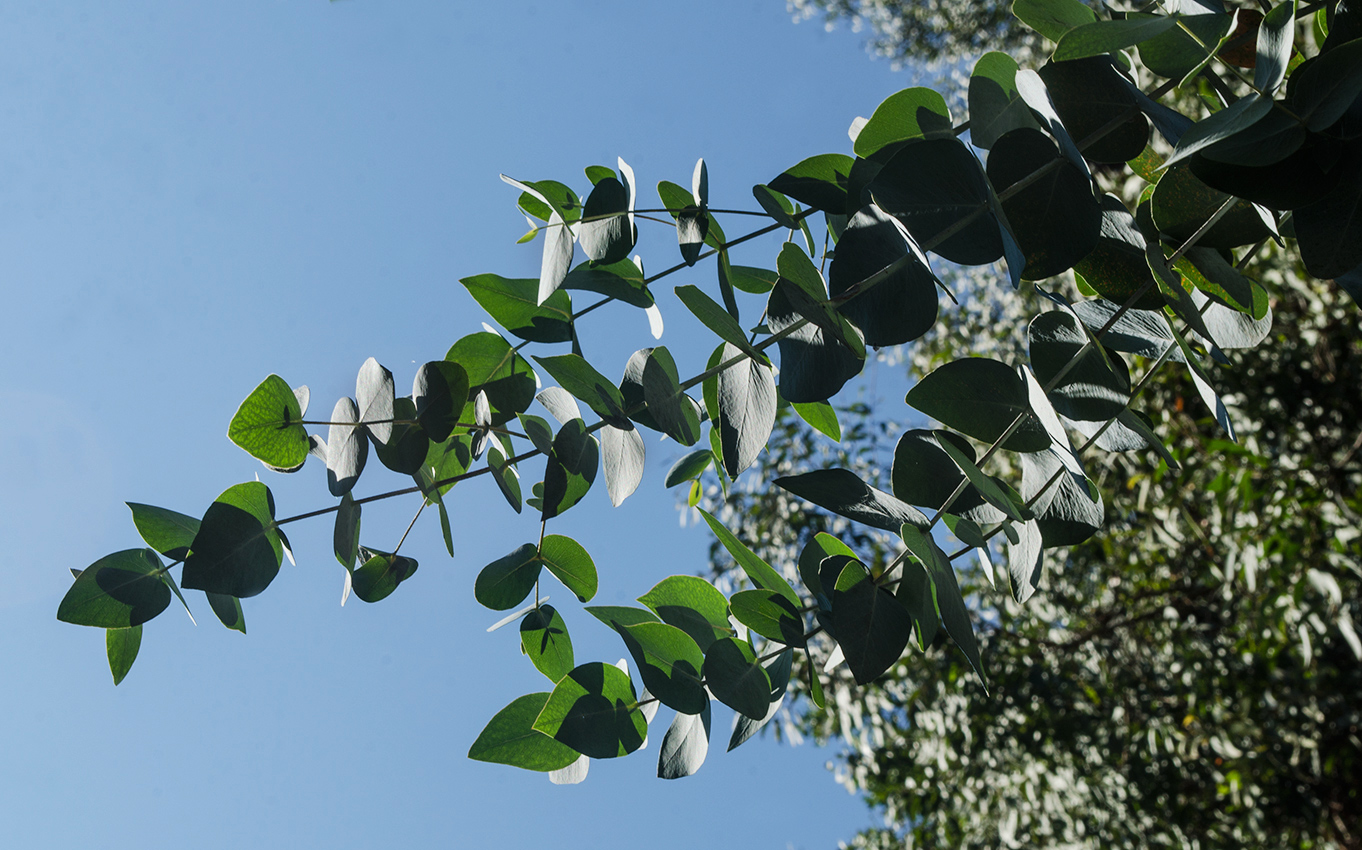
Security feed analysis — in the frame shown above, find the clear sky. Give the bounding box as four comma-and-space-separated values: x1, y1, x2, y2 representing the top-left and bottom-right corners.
0, 3, 929, 847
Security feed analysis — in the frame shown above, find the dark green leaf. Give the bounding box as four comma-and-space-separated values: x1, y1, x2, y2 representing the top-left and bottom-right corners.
775, 468, 930, 532
715, 342, 778, 478
584, 605, 660, 630
987, 127, 1101, 280
1037, 57, 1150, 163
890, 430, 997, 520
853, 87, 954, 157
1012, 0, 1098, 42
657, 179, 725, 251
461, 274, 575, 343
106, 625, 142, 686
616, 622, 707, 715
532, 662, 647, 759
521, 604, 574, 683
664, 449, 712, 487
488, 445, 523, 513
1028, 310, 1131, 422
725, 264, 779, 295
1020, 450, 1104, 547
768, 153, 854, 215
869, 137, 1002, 265
560, 257, 654, 308
1292, 36, 1362, 131
579, 177, 635, 265
415, 433, 473, 505
1137, 12, 1231, 80
1054, 16, 1179, 60
533, 353, 629, 426
894, 559, 939, 652
1176, 246, 1270, 320
969, 52, 1045, 150
638, 575, 731, 652
541, 419, 599, 520
752, 184, 799, 229
1165, 93, 1274, 167
518, 413, 555, 455
767, 281, 863, 403
373, 396, 429, 475
445, 333, 536, 427
469, 692, 581, 772
475, 543, 541, 611
206, 592, 246, 634
674, 285, 763, 362
181, 482, 282, 599
539, 534, 598, 603
900, 525, 984, 685
1150, 164, 1274, 250
1293, 139, 1362, 279
640, 348, 701, 446
59, 549, 169, 628
906, 357, 1050, 452
934, 434, 1026, 521
334, 492, 361, 569
1072, 194, 1164, 310
727, 648, 793, 752
413, 361, 470, 445
832, 564, 912, 685
730, 590, 805, 648
126, 503, 200, 561
703, 637, 771, 720
827, 205, 940, 346
698, 508, 799, 605
227, 374, 309, 470
351, 547, 418, 604
797, 532, 858, 603
658, 700, 711, 779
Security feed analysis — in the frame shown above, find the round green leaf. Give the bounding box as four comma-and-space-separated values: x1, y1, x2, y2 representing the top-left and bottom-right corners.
730, 590, 806, 648
351, 547, 419, 604
638, 575, 732, 652
703, 637, 771, 720
475, 543, 541, 611
106, 625, 142, 686
444, 333, 536, 426
831, 567, 912, 685
58, 549, 170, 628
468, 692, 581, 772
521, 605, 574, 683
869, 137, 1003, 265
126, 502, 200, 561
617, 621, 707, 715
181, 482, 282, 599
227, 374, 309, 470
853, 87, 954, 157
906, 358, 1050, 453
538, 534, 597, 603
532, 662, 646, 759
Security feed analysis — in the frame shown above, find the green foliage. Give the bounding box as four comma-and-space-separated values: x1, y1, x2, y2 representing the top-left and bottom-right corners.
61, 4, 1362, 825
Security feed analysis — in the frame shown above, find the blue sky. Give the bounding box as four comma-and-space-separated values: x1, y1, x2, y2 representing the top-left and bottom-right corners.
0, 3, 929, 847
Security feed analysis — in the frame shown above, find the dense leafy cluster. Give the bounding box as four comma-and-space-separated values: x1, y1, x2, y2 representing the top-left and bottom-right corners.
713, 269, 1362, 847
60, 0, 1361, 795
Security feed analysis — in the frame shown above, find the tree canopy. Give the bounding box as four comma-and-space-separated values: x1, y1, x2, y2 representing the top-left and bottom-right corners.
59, 0, 1362, 819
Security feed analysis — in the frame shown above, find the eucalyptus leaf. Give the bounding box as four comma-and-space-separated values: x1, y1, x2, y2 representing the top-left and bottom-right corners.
715, 342, 777, 478
521, 604, 574, 683
703, 638, 771, 720
58, 549, 170, 628
638, 575, 732, 652
126, 502, 200, 561
539, 534, 598, 603
181, 482, 282, 599
326, 397, 368, 498
475, 543, 541, 611
227, 374, 310, 470
106, 625, 142, 685
469, 692, 581, 772
532, 662, 647, 759
657, 700, 711, 779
